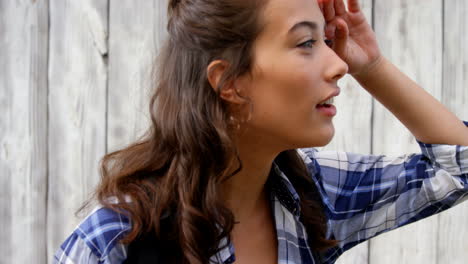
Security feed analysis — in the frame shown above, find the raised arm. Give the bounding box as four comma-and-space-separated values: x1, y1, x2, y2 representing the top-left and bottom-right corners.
354, 53, 468, 145
319, 0, 468, 145
299, 143, 468, 262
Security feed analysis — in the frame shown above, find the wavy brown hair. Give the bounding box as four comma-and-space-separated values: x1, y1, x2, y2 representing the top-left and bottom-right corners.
92, 0, 337, 263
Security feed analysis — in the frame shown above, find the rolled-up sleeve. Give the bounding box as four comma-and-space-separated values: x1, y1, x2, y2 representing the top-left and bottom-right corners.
299, 121, 468, 262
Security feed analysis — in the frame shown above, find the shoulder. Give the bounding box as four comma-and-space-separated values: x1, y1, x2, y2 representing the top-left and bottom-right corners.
77, 206, 131, 253
54, 206, 131, 264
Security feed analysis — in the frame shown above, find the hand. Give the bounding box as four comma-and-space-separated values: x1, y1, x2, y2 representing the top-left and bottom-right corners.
318, 0, 383, 77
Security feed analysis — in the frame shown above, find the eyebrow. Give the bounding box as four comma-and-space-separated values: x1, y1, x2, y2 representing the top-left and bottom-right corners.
288, 21, 321, 34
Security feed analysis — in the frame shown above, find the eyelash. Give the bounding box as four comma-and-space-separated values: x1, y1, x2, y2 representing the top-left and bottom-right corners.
298, 39, 333, 48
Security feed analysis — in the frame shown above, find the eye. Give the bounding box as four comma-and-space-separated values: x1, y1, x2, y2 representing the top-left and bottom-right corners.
297, 39, 333, 49
297, 39, 317, 48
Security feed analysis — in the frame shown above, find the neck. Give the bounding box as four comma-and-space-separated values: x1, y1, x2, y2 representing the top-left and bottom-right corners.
221, 131, 282, 223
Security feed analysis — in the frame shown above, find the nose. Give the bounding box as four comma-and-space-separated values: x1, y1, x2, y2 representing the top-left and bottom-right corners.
324, 47, 348, 82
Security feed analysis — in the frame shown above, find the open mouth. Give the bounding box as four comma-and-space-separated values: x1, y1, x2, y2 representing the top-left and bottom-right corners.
316, 97, 337, 116
316, 103, 333, 108
316, 97, 334, 108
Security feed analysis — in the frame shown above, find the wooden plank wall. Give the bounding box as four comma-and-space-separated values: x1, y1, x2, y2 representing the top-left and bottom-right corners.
0, 1, 49, 263
0, 0, 466, 263
369, 1, 443, 263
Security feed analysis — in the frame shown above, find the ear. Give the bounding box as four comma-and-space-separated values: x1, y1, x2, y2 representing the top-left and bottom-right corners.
207, 60, 245, 104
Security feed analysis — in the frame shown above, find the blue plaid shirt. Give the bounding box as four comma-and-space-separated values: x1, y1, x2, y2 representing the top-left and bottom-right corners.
54, 122, 468, 264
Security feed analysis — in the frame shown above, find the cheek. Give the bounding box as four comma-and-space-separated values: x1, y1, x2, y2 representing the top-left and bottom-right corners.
276, 69, 321, 114
242, 48, 334, 147
248, 69, 321, 129
247, 53, 324, 116
252, 55, 322, 111
253, 48, 321, 101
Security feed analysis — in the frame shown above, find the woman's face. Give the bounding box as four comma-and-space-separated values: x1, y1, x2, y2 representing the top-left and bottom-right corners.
237, 0, 348, 149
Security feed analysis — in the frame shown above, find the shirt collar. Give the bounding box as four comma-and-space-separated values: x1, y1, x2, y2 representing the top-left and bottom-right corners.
211, 161, 303, 264
209, 236, 235, 264
268, 162, 302, 218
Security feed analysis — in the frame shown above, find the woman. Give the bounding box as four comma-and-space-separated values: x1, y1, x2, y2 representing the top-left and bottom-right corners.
54, 0, 468, 263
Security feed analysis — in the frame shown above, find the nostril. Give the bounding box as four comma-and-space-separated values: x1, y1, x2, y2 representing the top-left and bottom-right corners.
336, 60, 349, 80
333, 66, 348, 81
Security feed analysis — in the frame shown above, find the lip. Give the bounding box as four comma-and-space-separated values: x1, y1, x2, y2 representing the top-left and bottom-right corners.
316, 104, 337, 117
317, 87, 341, 105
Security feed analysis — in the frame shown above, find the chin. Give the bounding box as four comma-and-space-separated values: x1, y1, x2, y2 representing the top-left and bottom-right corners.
303, 125, 335, 147
289, 129, 335, 149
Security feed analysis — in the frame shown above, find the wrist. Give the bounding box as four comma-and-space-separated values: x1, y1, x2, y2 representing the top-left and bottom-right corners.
352, 55, 386, 83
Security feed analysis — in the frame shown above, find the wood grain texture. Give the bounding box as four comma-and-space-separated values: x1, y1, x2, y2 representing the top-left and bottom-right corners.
370, 1, 443, 264
47, 0, 108, 262
1, 0, 467, 263
437, 0, 468, 263
0, 1, 49, 263
329, 1, 373, 263
107, 0, 168, 152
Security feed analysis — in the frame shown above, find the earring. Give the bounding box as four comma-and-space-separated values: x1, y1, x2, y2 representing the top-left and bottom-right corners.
229, 116, 241, 130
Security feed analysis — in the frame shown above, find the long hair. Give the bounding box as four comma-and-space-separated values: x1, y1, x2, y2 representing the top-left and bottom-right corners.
92, 0, 337, 263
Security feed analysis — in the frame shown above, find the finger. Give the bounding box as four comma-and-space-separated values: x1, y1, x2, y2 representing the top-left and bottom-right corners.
347, 0, 361, 13
317, 0, 324, 13
333, 18, 349, 55
325, 22, 336, 40
334, 18, 349, 40
334, 0, 346, 16
324, 0, 335, 22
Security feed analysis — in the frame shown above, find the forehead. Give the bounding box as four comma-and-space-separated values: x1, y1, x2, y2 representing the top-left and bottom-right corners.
260, 0, 325, 35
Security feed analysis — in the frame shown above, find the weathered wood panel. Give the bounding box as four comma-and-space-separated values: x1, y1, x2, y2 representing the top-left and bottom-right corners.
437, 0, 468, 263
1, 0, 467, 263
324, 0, 374, 155
328, 1, 373, 263
107, 0, 168, 152
47, 0, 108, 262
370, 0, 443, 264
0, 1, 49, 263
